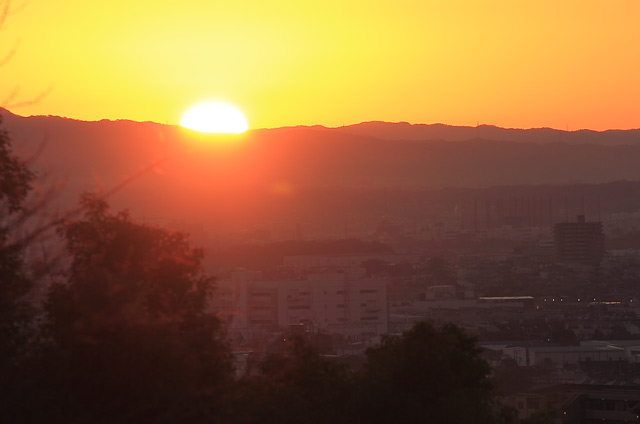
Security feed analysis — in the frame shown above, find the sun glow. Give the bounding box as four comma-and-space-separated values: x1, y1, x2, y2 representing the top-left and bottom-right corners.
180, 102, 249, 134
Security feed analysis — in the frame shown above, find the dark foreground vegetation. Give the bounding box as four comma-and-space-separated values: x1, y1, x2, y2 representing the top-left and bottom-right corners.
1, 119, 524, 423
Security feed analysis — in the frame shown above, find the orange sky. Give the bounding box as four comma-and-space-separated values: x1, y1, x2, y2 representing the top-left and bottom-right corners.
2, 0, 640, 131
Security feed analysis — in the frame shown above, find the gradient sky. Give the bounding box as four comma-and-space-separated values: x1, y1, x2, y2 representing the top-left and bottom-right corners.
2, 0, 640, 130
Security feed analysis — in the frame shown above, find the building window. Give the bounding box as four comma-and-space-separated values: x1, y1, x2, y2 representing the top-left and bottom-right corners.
526, 399, 540, 410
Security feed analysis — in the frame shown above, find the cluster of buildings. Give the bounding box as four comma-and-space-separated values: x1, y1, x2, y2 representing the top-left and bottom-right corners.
205, 211, 640, 422
512, 385, 640, 423
501, 340, 640, 369
207, 214, 619, 346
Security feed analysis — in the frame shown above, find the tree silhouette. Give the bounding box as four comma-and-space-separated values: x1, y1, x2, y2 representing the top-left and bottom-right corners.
0, 117, 36, 405
351, 321, 516, 424
232, 322, 516, 424
32, 194, 233, 424
235, 335, 352, 424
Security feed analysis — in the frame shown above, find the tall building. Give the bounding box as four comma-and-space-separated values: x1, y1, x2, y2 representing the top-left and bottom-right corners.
553, 215, 604, 265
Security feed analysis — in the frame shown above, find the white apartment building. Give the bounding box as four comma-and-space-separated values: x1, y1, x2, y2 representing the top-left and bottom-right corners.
212, 268, 389, 342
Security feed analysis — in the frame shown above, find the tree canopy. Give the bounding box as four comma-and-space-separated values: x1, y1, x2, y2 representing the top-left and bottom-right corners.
352, 321, 514, 424
234, 335, 353, 424
0, 116, 36, 390
30, 195, 233, 423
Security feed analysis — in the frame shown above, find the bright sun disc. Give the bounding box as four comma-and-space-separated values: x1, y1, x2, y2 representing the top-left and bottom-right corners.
180, 102, 248, 134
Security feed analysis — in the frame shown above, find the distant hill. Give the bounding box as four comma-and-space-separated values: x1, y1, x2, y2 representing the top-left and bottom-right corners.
334, 121, 640, 145
3, 108, 640, 230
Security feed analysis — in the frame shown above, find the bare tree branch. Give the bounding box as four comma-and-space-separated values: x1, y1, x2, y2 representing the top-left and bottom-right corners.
7, 83, 54, 109
1, 85, 19, 107
0, 38, 20, 67
0, 0, 11, 30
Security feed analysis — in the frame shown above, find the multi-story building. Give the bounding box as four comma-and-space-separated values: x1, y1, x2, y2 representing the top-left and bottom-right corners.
212, 268, 389, 343
554, 215, 604, 265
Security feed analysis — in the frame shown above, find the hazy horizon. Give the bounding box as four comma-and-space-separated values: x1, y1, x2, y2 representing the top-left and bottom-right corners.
5, 107, 640, 133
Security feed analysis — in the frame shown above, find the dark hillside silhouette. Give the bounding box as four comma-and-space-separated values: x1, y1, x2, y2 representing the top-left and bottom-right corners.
338, 121, 640, 145
5, 109, 640, 196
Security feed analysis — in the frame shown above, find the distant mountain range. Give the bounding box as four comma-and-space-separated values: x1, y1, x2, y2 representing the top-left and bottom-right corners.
3, 108, 640, 227
293, 120, 640, 145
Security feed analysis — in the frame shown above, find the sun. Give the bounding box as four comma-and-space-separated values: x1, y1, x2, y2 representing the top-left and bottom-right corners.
180, 101, 249, 134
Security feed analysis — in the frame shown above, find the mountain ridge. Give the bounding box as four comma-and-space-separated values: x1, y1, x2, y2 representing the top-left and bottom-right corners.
3, 108, 640, 215
5, 108, 640, 146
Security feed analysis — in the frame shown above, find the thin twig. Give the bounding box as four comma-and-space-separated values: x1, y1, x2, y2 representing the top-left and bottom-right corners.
0, 38, 20, 67
8, 83, 55, 109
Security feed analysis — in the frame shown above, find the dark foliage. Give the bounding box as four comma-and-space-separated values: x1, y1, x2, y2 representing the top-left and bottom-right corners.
0, 117, 34, 214
231, 323, 516, 424
233, 336, 353, 424
0, 117, 36, 409
22, 195, 234, 423
351, 322, 516, 424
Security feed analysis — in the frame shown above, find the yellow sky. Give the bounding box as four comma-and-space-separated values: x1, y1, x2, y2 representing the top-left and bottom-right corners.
2, 0, 640, 130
